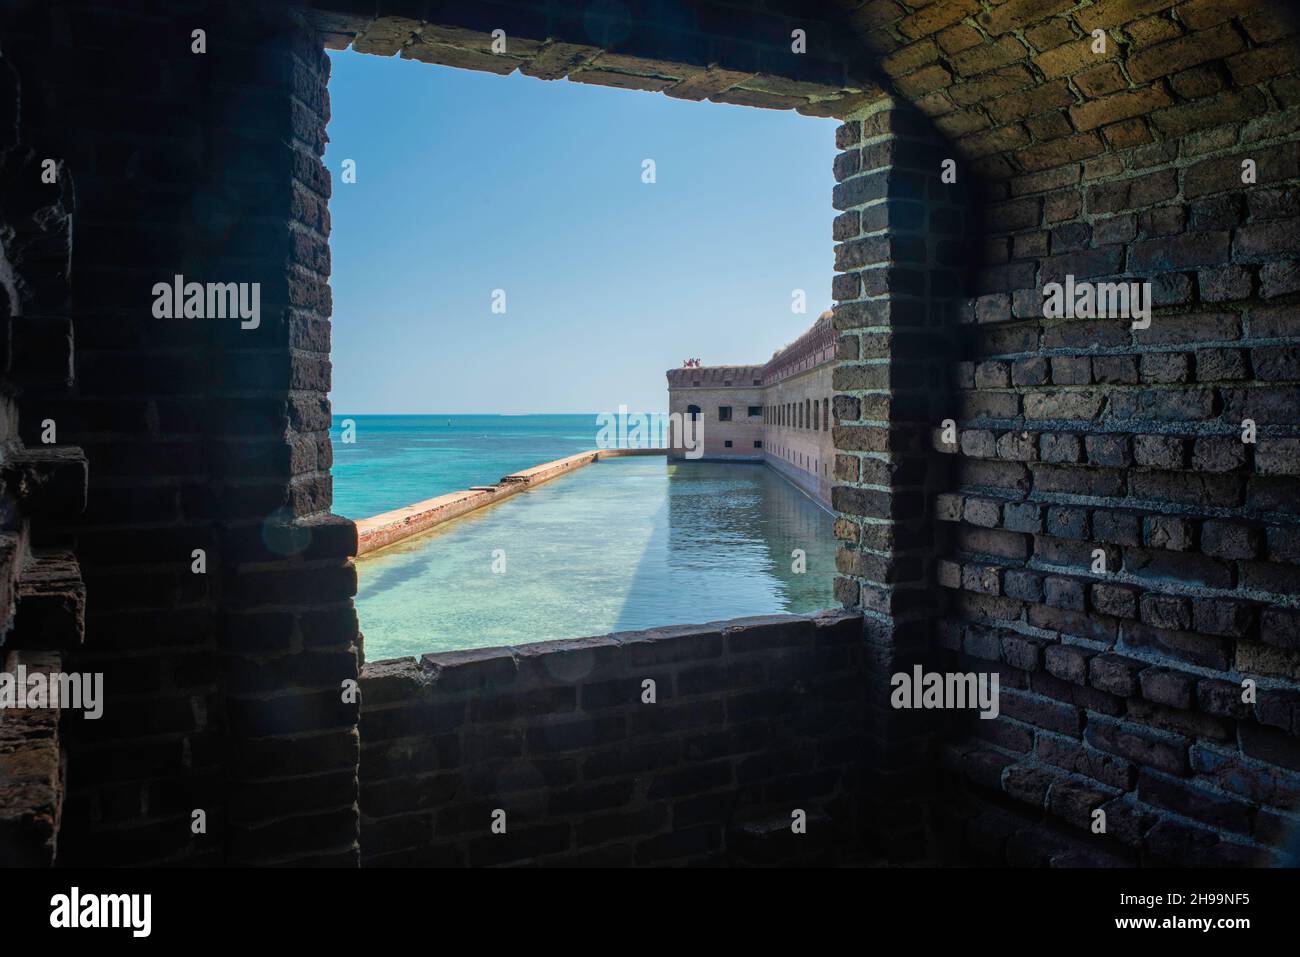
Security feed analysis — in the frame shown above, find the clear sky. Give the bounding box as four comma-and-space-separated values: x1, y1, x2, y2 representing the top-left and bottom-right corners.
324, 50, 838, 415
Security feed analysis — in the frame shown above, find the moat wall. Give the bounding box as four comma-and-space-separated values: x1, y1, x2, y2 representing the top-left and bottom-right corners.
355, 449, 665, 556
358, 612, 867, 866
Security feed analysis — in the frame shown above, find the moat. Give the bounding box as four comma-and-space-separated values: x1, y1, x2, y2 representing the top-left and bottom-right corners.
355, 457, 838, 660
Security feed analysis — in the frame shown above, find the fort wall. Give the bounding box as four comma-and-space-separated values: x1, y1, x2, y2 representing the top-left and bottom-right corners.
763, 361, 836, 506
665, 315, 837, 507
665, 366, 764, 461
358, 611, 867, 866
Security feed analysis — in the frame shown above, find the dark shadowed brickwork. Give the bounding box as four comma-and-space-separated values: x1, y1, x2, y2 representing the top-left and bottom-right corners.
0, 31, 84, 865
0, 0, 1297, 867
2, 2, 359, 866
827, 0, 1300, 865
359, 613, 867, 866
829, 97, 976, 858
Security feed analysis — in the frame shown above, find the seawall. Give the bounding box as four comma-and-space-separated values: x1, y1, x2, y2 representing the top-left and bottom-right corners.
354, 448, 666, 557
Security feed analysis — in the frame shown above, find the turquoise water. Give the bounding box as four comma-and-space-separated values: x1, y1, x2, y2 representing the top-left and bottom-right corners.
354, 457, 838, 661
330, 413, 675, 519
330, 414, 614, 519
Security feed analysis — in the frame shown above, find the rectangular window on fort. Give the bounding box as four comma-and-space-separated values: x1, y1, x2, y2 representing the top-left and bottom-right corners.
747, 405, 761, 417
718, 406, 732, 422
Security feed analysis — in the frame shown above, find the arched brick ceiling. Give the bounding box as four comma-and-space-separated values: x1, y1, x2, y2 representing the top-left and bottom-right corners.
829, 0, 1300, 178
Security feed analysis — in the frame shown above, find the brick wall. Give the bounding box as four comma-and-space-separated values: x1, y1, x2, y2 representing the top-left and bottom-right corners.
0, 651, 67, 864
933, 128, 1300, 863
0, 18, 85, 866
1, 2, 360, 866
830, 97, 975, 858
303, 0, 882, 116
834, 0, 1300, 865
2, 0, 1298, 868
825, 2, 1300, 866
358, 613, 866, 866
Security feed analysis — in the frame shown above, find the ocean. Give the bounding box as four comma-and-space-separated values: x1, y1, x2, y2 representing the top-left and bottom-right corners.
330, 414, 636, 520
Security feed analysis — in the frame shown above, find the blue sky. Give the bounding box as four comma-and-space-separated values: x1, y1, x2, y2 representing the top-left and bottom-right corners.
324, 50, 838, 414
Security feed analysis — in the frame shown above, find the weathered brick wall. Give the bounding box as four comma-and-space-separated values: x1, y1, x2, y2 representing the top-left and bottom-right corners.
0, 651, 67, 864
848, 2, 1300, 865
1, 2, 360, 866
303, 0, 882, 116
0, 22, 85, 866
358, 613, 866, 866
826, 1, 1300, 867
829, 97, 975, 858
214, 12, 362, 868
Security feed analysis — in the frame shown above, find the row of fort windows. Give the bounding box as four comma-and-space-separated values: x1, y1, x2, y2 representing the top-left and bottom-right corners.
764, 397, 830, 432
687, 400, 831, 431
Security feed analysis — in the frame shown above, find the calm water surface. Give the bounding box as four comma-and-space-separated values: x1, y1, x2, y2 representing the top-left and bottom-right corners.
354, 457, 837, 660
